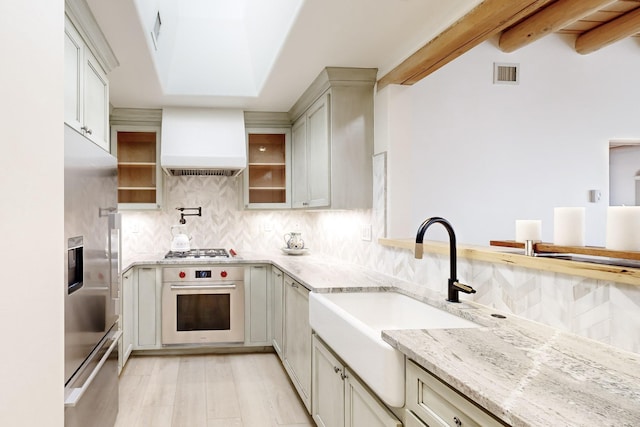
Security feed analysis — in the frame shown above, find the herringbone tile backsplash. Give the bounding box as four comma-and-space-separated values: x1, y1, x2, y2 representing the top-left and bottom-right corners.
121, 168, 639, 354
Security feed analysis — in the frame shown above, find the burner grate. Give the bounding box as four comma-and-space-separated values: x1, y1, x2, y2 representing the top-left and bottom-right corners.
164, 248, 230, 259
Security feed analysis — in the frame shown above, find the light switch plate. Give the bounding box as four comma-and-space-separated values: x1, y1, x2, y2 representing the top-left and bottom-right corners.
361, 224, 372, 241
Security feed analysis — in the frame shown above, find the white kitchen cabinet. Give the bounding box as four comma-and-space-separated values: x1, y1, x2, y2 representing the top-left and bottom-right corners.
243, 128, 291, 209
111, 124, 163, 210
119, 268, 135, 373
283, 274, 312, 412
135, 267, 161, 349
245, 265, 271, 345
406, 359, 505, 427
292, 94, 330, 208
312, 335, 401, 427
64, 15, 109, 151
312, 334, 345, 427
272, 267, 284, 359
289, 67, 376, 210
344, 368, 401, 427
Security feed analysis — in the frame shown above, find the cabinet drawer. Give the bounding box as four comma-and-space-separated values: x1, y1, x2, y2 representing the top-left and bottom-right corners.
405, 409, 430, 427
406, 360, 505, 427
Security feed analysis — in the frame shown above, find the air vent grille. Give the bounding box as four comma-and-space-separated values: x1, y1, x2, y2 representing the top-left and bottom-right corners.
151, 12, 161, 50
168, 169, 237, 177
493, 63, 519, 85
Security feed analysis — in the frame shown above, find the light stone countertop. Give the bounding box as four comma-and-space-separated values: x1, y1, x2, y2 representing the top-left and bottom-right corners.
122, 251, 640, 427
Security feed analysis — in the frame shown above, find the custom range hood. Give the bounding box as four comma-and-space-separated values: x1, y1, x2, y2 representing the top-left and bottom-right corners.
161, 107, 247, 176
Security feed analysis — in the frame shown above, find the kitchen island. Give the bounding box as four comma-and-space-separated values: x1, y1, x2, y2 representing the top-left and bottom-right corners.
122, 251, 640, 427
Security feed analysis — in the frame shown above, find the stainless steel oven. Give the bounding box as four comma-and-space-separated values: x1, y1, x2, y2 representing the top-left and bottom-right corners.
162, 266, 244, 345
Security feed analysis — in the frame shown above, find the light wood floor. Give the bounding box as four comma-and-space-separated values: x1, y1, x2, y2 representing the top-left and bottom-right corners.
115, 353, 315, 427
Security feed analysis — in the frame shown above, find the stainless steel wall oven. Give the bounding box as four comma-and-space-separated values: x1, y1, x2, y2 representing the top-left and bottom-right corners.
162, 266, 245, 345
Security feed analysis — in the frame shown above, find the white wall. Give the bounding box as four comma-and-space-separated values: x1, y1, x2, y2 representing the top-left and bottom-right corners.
610, 144, 640, 206
379, 35, 640, 246
0, 0, 64, 425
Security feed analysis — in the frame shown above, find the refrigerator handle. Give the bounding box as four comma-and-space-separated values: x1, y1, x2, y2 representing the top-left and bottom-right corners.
108, 212, 121, 300
64, 330, 122, 407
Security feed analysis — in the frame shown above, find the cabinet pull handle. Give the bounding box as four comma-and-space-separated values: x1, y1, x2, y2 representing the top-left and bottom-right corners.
340, 372, 348, 380
253, 265, 265, 269
81, 126, 93, 135
453, 416, 462, 426
291, 282, 299, 288
333, 366, 340, 373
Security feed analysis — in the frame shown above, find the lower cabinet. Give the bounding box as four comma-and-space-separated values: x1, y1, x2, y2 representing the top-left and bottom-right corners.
135, 267, 161, 349
272, 267, 284, 358
312, 335, 401, 427
119, 268, 134, 372
245, 265, 271, 345
283, 274, 312, 412
406, 359, 505, 427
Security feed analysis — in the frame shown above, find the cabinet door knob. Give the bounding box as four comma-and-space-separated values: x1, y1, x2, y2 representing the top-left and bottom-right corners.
81, 126, 93, 135
333, 366, 340, 373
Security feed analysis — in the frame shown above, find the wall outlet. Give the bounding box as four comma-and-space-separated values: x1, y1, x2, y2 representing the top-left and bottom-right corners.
361, 224, 372, 241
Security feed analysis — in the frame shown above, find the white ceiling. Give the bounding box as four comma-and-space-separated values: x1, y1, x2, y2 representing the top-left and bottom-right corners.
87, 0, 482, 112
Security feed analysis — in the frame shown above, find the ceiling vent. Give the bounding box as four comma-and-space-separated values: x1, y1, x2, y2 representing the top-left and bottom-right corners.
151, 12, 161, 50
493, 63, 519, 85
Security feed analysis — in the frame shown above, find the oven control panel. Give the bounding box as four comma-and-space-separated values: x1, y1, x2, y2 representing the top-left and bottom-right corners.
163, 266, 244, 282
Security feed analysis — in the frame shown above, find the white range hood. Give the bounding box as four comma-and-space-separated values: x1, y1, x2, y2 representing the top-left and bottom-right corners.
161, 107, 247, 176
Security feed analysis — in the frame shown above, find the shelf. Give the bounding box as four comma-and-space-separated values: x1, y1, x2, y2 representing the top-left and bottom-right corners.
489, 240, 640, 262
118, 162, 156, 167
249, 162, 285, 166
379, 238, 640, 287
249, 186, 286, 190
119, 186, 157, 191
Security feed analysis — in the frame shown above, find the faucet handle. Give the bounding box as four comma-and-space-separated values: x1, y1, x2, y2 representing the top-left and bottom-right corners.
453, 281, 476, 294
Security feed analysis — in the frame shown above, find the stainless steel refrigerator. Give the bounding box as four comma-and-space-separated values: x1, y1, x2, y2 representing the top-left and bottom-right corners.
63, 125, 121, 427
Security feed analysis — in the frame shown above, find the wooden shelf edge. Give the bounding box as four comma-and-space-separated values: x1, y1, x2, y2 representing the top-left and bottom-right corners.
248, 163, 286, 166
490, 240, 640, 261
379, 238, 640, 287
118, 187, 156, 191
248, 186, 286, 190
118, 162, 156, 166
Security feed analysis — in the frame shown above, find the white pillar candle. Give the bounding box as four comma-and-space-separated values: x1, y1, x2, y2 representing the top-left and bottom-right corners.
553, 207, 585, 246
606, 206, 640, 251
515, 220, 542, 243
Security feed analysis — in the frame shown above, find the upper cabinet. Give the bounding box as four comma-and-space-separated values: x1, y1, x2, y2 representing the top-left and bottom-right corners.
64, 17, 109, 151
110, 109, 163, 210
64, 1, 118, 152
292, 94, 330, 208
289, 67, 377, 210
244, 127, 291, 209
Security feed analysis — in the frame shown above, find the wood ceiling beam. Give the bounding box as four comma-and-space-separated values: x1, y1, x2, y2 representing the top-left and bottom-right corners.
377, 0, 555, 91
498, 0, 617, 53
575, 7, 640, 54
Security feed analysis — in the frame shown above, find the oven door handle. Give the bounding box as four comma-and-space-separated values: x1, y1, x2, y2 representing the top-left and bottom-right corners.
170, 284, 237, 291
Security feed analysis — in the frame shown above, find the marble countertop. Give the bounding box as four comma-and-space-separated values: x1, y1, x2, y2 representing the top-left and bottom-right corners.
123, 251, 640, 426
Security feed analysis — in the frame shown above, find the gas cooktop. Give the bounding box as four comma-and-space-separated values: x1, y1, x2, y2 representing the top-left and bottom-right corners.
164, 248, 230, 259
